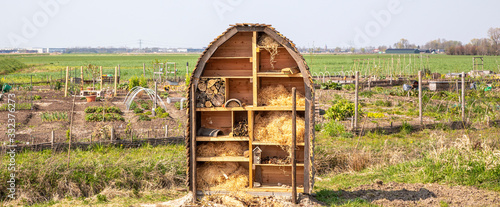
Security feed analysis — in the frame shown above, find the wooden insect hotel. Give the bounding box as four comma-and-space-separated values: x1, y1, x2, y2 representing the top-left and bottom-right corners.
187, 23, 315, 198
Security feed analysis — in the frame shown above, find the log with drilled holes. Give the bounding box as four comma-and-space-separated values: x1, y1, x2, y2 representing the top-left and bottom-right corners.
196, 78, 226, 107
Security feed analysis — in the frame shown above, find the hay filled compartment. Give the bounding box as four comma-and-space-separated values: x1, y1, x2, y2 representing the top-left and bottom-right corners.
189, 24, 314, 196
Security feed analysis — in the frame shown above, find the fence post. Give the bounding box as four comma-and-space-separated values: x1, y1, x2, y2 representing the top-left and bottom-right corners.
80, 66, 84, 86
65, 66, 69, 97
354, 71, 359, 129
165, 125, 168, 137
291, 87, 297, 204
118, 64, 121, 82
111, 127, 115, 141
462, 72, 465, 123
143, 63, 146, 77
114, 66, 118, 96
100, 66, 103, 90
418, 71, 422, 126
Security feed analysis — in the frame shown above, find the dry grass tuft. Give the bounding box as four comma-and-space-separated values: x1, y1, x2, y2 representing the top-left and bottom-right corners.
254, 112, 305, 145
196, 162, 248, 190
258, 84, 305, 107
196, 142, 246, 157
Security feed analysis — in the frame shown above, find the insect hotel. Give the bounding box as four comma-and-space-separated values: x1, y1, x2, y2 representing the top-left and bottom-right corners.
187, 23, 315, 198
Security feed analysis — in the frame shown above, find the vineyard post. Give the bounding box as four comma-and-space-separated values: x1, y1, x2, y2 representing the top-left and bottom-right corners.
462, 72, 465, 123
80, 66, 84, 87
114, 67, 118, 96
354, 71, 359, 129
418, 71, 422, 126
64, 66, 69, 97
100, 66, 103, 90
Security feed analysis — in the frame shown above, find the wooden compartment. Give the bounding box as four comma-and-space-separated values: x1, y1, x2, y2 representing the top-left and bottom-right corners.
227, 78, 253, 106
203, 59, 252, 77
257, 165, 304, 187
259, 47, 298, 73
198, 111, 232, 135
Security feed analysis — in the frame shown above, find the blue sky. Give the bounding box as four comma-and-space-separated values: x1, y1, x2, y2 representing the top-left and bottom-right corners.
1, 0, 499, 49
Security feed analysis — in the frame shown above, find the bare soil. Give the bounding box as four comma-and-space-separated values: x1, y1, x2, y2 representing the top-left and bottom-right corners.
339, 181, 500, 207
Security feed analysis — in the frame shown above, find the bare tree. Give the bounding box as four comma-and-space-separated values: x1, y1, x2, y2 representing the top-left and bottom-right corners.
488, 27, 500, 55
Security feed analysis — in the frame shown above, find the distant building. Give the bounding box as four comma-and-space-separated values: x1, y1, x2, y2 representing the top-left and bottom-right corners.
385, 49, 420, 54
44, 48, 66, 53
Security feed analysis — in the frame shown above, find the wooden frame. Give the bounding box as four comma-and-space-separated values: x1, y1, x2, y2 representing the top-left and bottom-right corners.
187, 24, 314, 199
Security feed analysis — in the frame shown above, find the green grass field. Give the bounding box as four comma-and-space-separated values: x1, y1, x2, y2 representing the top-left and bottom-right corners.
1, 53, 500, 83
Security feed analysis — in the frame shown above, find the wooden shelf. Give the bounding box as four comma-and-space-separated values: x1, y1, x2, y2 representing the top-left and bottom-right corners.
257, 72, 302, 78
257, 46, 285, 50
252, 142, 305, 146
196, 136, 249, 141
210, 56, 252, 60
196, 106, 305, 112
254, 163, 304, 167
201, 76, 252, 79
196, 156, 249, 162
247, 185, 304, 193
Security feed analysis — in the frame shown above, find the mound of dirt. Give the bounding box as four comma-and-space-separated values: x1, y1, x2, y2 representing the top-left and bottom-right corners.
339, 181, 500, 206
141, 192, 324, 207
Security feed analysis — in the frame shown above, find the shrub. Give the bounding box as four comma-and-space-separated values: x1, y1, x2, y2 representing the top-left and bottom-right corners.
33, 95, 42, 100
105, 106, 122, 114
314, 124, 322, 131
374, 100, 392, 107
129, 76, 139, 90
139, 76, 148, 88
54, 81, 62, 90
138, 114, 151, 121
144, 111, 152, 115
141, 103, 150, 110
324, 99, 361, 121
323, 120, 346, 137
133, 107, 143, 114
400, 121, 412, 134
320, 81, 342, 90
129, 101, 138, 110
174, 101, 187, 110
343, 84, 355, 91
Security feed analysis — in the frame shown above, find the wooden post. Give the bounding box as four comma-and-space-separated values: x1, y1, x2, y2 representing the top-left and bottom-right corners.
111, 127, 115, 141
190, 84, 197, 202
462, 72, 465, 123
114, 67, 118, 96
418, 71, 423, 126
165, 125, 168, 137
291, 87, 297, 204
80, 66, 84, 86
64, 66, 69, 97
51, 130, 54, 149
153, 81, 157, 116
143, 63, 146, 77
118, 64, 121, 83
99, 66, 103, 90
354, 71, 359, 129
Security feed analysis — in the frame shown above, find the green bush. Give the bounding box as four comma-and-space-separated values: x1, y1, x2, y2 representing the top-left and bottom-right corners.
54, 81, 63, 91
141, 103, 150, 110
320, 81, 342, 90
129, 101, 138, 110
128, 76, 140, 91
374, 100, 392, 107
323, 120, 346, 137
133, 107, 143, 114
138, 114, 151, 121
139, 76, 148, 88
33, 95, 42, 100
343, 84, 355, 91
105, 106, 122, 114
324, 99, 361, 121
400, 121, 413, 134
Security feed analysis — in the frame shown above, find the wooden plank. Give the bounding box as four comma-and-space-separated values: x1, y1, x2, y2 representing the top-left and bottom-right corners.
204, 58, 252, 76
252, 31, 259, 107
203, 76, 252, 79
190, 85, 197, 201
196, 136, 249, 141
209, 57, 252, 60
257, 72, 302, 78
254, 164, 304, 167
196, 156, 249, 162
212, 32, 252, 57
252, 142, 305, 146
247, 185, 304, 193
292, 87, 297, 204
248, 110, 254, 188
195, 106, 306, 112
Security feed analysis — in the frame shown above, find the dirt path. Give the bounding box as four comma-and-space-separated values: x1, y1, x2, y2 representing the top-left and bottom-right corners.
339, 182, 500, 206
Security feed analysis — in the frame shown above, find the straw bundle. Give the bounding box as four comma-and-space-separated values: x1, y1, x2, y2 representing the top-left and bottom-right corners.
254, 112, 305, 145
258, 84, 305, 106
197, 162, 248, 190
197, 142, 246, 157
